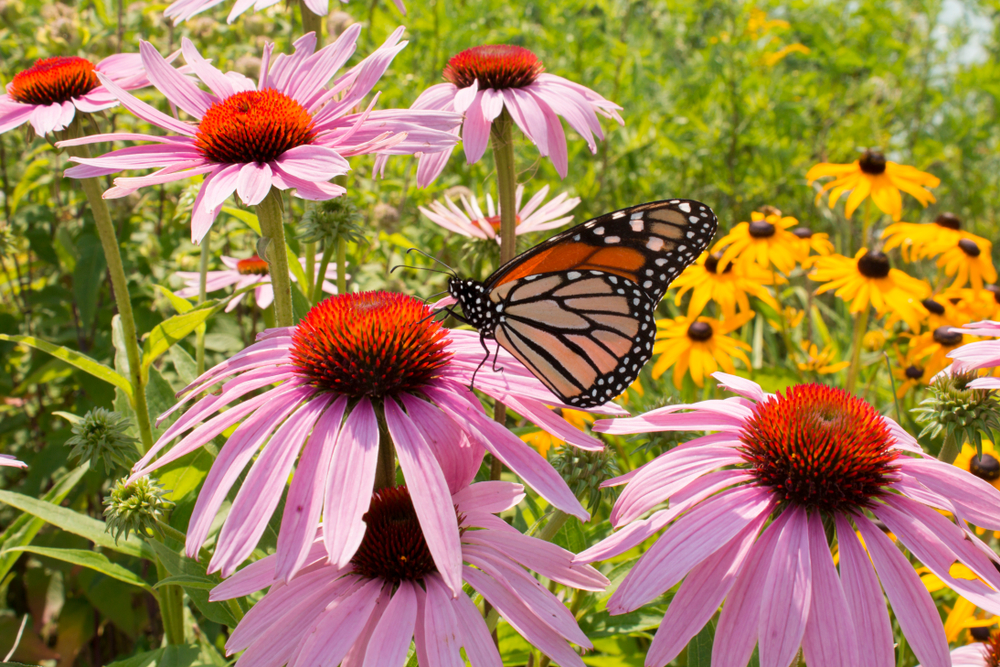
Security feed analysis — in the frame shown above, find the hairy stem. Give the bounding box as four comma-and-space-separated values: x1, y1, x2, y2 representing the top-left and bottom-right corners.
256, 188, 294, 327
537, 509, 569, 542
300, 0, 323, 42
304, 240, 316, 299
938, 430, 960, 465
374, 405, 397, 490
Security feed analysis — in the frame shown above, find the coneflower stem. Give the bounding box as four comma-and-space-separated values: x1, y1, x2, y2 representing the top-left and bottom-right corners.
300, 1, 323, 43
845, 306, 870, 394
537, 509, 569, 542
304, 241, 316, 299
62, 124, 154, 455
256, 188, 294, 327
313, 241, 335, 303
938, 431, 960, 465
374, 406, 396, 490
489, 108, 517, 481
336, 237, 347, 294
154, 558, 185, 645
196, 230, 210, 376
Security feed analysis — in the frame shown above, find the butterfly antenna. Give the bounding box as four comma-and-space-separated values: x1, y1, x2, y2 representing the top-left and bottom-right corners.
389, 264, 456, 277
405, 247, 457, 276
421, 290, 448, 305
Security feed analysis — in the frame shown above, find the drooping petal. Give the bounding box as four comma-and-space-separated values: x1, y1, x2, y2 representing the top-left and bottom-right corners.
362, 580, 418, 667
801, 512, 859, 667
834, 516, 894, 667
758, 507, 811, 667
288, 577, 384, 667
236, 162, 273, 206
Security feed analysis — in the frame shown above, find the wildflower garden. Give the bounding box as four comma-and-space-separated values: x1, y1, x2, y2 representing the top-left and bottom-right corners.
3, 0, 1000, 665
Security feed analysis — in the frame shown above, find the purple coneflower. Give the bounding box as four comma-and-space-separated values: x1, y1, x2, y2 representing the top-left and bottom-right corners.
0, 454, 26, 469
921, 634, 998, 667
173, 253, 339, 312
949, 321, 1000, 387
210, 478, 607, 667
164, 0, 404, 27
58, 26, 461, 243
131, 291, 617, 588
577, 373, 1000, 667
398, 45, 622, 187
0, 54, 150, 136
419, 183, 579, 243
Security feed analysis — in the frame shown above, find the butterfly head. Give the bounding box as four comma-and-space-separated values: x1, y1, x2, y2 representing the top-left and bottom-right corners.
447, 277, 494, 331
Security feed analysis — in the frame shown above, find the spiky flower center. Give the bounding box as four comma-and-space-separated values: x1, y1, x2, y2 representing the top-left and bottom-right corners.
935, 212, 962, 230
921, 298, 945, 315
858, 150, 887, 175
290, 291, 452, 398
857, 250, 891, 279
9, 56, 99, 106
792, 227, 814, 239
959, 238, 982, 258
687, 321, 713, 342
443, 45, 544, 90
704, 253, 732, 275
933, 326, 963, 347
195, 89, 316, 165
236, 255, 269, 275
905, 365, 925, 380
739, 384, 898, 513
748, 220, 776, 238
971, 453, 1000, 481
986, 632, 1000, 667
350, 486, 441, 582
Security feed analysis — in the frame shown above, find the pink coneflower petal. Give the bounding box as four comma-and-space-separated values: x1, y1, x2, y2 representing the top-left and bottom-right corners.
855, 514, 950, 667
324, 398, 380, 568
402, 394, 482, 493
0, 454, 26, 469
898, 457, 1000, 529
801, 512, 859, 667
453, 589, 503, 667
290, 577, 384, 667
759, 507, 811, 667
140, 41, 214, 117
360, 580, 417, 667
834, 516, 894, 667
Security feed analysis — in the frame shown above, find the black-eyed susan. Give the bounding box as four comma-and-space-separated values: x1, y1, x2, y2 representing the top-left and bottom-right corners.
521, 408, 595, 458
789, 226, 835, 267
863, 328, 889, 351
712, 207, 800, 275
955, 439, 1000, 492
910, 326, 980, 378
796, 341, 850, 375
937, 236, 998, 291
806, 149, 940, 221
810, 249, 931, 331
942, 597, 999, 644
882, 212, 965, 261
765, 305, 805, 332
893, 343, 929, 397
886, 290, 964, 333
651, 312, 754, 389
671, 251, 779, 319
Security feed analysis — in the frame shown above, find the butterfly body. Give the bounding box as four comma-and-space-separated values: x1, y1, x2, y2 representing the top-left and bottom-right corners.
449, 199, 718, 408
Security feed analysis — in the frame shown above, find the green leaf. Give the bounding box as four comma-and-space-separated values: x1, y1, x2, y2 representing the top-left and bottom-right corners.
145, 366, 178, 441
53, 226, 77, 273
285, 243, 309, 299
687, 618, 715, 667
10, 157, 50, 215
291, 282, 312, 324
112, 315, 131, 378
74, 234, 107, 328
155, 285, 195, 315
106, 645, 209, 667
0, 334, 132, 400
0, 488, 154, 560
152, 574, 216, 590
168, 345, 198, 388
148, 540, 238, 626
3, 546, 150, 591
579, 608, 665, 638
142, 304, 221, 373
222, 206, 261, 234
0, 463, 89, 583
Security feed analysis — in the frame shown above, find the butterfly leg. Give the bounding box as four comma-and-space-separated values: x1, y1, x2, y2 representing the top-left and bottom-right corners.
469, 332, 491, 391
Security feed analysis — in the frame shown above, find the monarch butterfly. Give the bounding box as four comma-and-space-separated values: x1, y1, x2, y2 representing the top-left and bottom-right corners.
447, 199, 718, 407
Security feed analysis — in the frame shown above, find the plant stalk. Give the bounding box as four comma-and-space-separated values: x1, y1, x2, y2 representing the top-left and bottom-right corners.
256, 188, 294, 327
938, 430, 960, 464
537, 509, 569, 542
336, 237, 347, 294
313, 241, 335, 303
304, 240, 316, 298
63, 132, 154, 453
300, 0, 323, 42
844, 306, 870, 394
374, 405, 396, 490
488, 108, 518, 481
196, 230, 210, 376
154, 557, 185, 645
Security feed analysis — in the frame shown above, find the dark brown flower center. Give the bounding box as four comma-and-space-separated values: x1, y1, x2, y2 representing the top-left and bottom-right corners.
443, 45, 544, 90
748, 221, 776, 238
289, 291, 452, 398
921, 298, 945, 315
9, 56, 100, 106
704, 253, 732, 275
970, 626, 992, 642
687, 321, 714, 342
350, 485, 439, 582
959, 238, 982, 258
935, 213, 962, 230
739, 384, 898, 513
792, 227, 813, 239
195, 89, 316, 164
857, 251, 891, 279
235, 255, 269, 275
932, 326, 963, 347
971, 454, 1000, 482
858, 150, 887, 175
905, 365, 924, 380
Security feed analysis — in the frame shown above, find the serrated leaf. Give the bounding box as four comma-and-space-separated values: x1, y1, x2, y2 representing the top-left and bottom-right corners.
0, 334, 132, 400
0, 488, 153, 560
3, 546, 150, 591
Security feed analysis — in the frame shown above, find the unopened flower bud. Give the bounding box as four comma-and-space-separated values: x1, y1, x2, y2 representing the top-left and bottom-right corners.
103, 476, 173, 543
913, 370, 1000, 455
65, 408, 136, 473
549, 447, 620, 509
297, 198, 366, 245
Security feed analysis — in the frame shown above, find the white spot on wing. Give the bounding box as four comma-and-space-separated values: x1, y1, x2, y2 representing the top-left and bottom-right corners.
678, 202, 691, 213
647, 237, 665, 251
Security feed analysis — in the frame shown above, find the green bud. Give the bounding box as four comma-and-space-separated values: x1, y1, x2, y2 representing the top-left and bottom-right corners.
103, 476, 173, 543
297, 198, 366, 245
65, 408, 137, 473
549, 447, 620, 510
912, 370, 1000, 456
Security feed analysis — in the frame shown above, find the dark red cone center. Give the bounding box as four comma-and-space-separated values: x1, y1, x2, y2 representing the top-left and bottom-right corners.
443, 45, 544, 90
10, 56, 99, 106
350, 486, 439, 582
195, 89, 316, 164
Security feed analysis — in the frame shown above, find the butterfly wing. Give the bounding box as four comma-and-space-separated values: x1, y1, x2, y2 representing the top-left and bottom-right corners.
490, 271, 657, 407
478, 199, 718, 407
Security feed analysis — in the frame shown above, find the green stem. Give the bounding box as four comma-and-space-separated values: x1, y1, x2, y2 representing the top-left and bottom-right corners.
537, 509, 568, 542
300, 0, 323, 42
860, 198, 872, 251
488, 108, 518, 482
845, 306, 870, 394
304, 241, 316, 299
373, 405, 396, 490
313, 241, 335, 303
938, 430, 960, 464
196, 230, 210, 376
154, 557, 185, 645
256, 188, 294, 327
336, 237, 347, 295
63, 132, 154, 454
